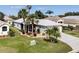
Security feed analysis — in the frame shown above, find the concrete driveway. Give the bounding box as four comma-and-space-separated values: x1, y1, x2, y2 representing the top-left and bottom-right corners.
59, 33, 79, 53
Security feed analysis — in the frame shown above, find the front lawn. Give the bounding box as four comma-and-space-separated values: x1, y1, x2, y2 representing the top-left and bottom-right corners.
0, 27, 72, 53
0, 36, 72, 53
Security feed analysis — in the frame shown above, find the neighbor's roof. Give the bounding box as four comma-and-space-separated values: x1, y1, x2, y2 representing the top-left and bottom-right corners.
63, 16, 79, 20
0, 20, 7, 27
62, 16, 79, 24
45, 16, 79, 24
13, 18, 24, 23
37, 19, 60, 26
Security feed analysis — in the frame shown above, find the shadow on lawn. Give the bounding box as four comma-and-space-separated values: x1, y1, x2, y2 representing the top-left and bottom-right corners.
43, 37, 58, 43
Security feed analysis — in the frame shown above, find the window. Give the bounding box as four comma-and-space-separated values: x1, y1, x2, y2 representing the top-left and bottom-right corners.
58, 21, 63, 23
2, 26, 7, 31
37, 28, 40, 33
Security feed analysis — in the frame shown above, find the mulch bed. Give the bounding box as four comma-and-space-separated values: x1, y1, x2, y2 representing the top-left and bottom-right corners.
0, 35, 8, 40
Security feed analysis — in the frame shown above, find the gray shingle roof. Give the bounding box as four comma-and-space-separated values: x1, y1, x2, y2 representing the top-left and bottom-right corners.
44, 16, 61, 22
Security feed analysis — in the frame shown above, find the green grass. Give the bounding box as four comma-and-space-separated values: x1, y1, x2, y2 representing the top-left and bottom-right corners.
0, 27, 72, 53
63, 30, 79, 38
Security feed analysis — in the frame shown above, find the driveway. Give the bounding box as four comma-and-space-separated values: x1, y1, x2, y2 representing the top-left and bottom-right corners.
59, 32, 79, 53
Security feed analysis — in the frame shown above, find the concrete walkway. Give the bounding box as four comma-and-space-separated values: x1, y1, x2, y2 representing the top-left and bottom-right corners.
59, 33, 79, 53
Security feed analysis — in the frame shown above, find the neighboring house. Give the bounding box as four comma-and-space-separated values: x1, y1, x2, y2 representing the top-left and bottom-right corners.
45, 16, 64, 24
45, 16, 79, 27
0, 20, 9, 36
62, 16, 79, 27
4, 16, 13, 26
45, 16, 61, 22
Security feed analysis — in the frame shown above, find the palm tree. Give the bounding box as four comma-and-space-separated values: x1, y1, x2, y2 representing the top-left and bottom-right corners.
26, 5, 32, 33
46, 29, 53, 40
46, 10, 53, 17
26, 5, 32, 13
52, 27, 60, 42
18, 9, 28, 34
28, 14, 35, 35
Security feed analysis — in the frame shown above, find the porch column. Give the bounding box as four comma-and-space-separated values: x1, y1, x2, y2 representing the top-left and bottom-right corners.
58, 26, 62, 33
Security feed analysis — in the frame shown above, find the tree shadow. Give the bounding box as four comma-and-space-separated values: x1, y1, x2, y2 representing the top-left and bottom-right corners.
43, 37, 58, 43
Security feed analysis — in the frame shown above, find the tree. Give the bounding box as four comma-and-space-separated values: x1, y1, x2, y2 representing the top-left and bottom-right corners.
26, 5, 32, 13
64, 12, 79, 16
45, 10, 53, 17
35, 10, 46, 19
26, 5, 32, 33
58, 15, 65, 17
0, 12, 5, 21
18, 9, 28, 19
9, 15, 18, 20
18, 9, 28, 34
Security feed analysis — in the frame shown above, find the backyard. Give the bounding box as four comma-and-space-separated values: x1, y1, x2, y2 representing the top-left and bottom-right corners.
0, 27, 72, 53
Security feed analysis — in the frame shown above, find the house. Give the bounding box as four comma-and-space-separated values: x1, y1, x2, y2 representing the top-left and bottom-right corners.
12, 18, 24, 30
13, 18, 62, 37
45, 16, 79, 27
0, 20, 9, 36
13, 18, 36, 33
62, 16, 79, 27
13, 16, 79, 37
45, 16, 61, 22
45, 16, 64, 24
36, 19, 62, 37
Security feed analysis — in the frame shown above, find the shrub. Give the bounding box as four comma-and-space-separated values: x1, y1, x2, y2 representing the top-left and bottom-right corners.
68, 25, 74, 31
62, 25, 74, 31
9, 28, 15, 37
62, 26, 69, 30
45, 27, 60, 43
21, 30, 25, 34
